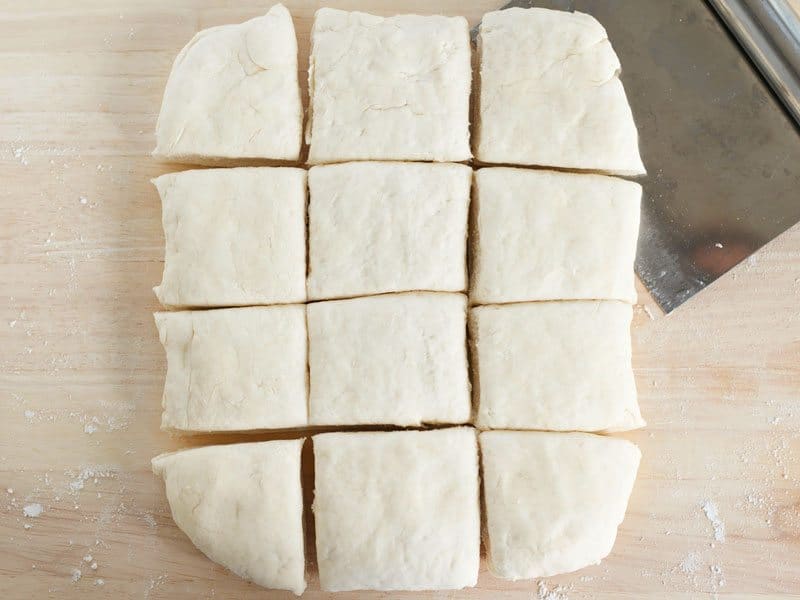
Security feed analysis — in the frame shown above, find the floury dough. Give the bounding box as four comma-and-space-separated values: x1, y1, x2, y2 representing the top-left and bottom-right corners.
154, 4, 302, 161
470, 168, 641, 305
480, 431, 641, 580
471, 301, 644, 432
154, 306, 307, 431
313, 428, 480, 591
152, 440, 306, 594
307, 293, 470, 426
306, 8, 471, 163
153, 167, 306, 308
307, 162, 471, 300
475, 7, 645, 174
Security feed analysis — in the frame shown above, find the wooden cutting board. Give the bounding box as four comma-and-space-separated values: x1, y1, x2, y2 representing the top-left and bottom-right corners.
1, 1, 799, 598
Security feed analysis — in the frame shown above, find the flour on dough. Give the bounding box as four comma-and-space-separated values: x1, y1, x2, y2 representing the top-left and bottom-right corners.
480, 431, 640, 580
154, 306, 307, 431
154, 4, 302, 161
471, 301, 644, 432
475, 7, 645, 174
153, 167, 306, 308
313, 428, 480, 591
307, 8, 471, 163
307, 162, 471, 300
308, 293, 470, 426
470, 167, 641, 305
152, 439, 306, 594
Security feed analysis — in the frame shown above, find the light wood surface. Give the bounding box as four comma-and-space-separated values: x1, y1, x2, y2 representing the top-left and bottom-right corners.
1, 1, 799, 598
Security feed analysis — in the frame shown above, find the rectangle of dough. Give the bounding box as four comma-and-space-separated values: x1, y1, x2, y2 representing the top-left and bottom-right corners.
153, 4, 302, 162
152, 439, 306, 594
313, 428, 480, 591
153, 167, 306, 308
155, 305, 307, 431
306, 8, 471, 163
475, 7, 645, 174
471, 301, 644, 432
480, 431, 640, 580
307, 162, 471, 300
153, 4, 303, 163
307, 292, 470, 426
470, 168, 641, 305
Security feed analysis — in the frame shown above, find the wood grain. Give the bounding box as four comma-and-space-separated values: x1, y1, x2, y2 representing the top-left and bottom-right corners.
1, 1, 799, 598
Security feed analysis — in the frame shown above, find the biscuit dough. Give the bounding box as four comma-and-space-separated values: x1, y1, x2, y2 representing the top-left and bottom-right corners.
471, 301, 644, 432
153, 167, 306, 308
475, 7, 645, 174
470, 168, 641, 305
480, 431, 641, 580
307, 8, 471, 163
308, 293, 470, 426
154, 4, 302, 161
154, 306, 307, 431
307, 162, 471, 300
313, 428, 480, 591
152, 439, 306, 594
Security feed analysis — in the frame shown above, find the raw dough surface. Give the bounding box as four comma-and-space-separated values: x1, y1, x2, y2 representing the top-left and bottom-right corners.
152, 439, 306, 594
154, 4, 302, 161
155, 306, 307, 431
471, 301, 644, 432
153, 167, 306, 308
313, 428, 480, 591
307, 8, 471, 163
475, 7, 645, 174
470, 168, 641, 305
308, 292, 470, 426
307, 162, 471, 300
480, 431, 640, 580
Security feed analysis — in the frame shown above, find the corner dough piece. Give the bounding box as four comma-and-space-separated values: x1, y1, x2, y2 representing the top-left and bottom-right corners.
480, 431, 641, 580
470, 168, 641, 305
472, 301, 644, 432
308, 292, 470, 426
152, 439, 306, 594
153, 167, 306, 308
307, 8, 471, 163
154, 306, 307, 431
313, 428, 480, 591
308, 162, 471, 300
154, 4, 302, 161
475, 7, 645, 175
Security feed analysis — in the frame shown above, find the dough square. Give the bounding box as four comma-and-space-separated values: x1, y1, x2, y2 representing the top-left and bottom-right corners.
471, 301, 644, 432
154, 305, 307, 431
152, 439, 306, 594
470, 168, 641, 305
480, 431, 640, 580
154, 4, 302, 162
153, 167, 306, 308
307, 292, 470, 426
307, 8, 471, 163
313, 428, 480, 591
308, 162, 471, 300
475, 7, 645, 175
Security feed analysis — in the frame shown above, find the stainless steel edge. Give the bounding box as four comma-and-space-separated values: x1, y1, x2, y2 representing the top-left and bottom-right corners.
708, 0, 800, 127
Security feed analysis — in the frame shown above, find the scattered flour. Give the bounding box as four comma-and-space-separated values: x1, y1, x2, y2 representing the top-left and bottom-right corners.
679, 552, 701, 574
23, 503, 43, 518
71, 568, 82, 582
67, 466, 117, 494
701, 499, 726, 542
538, 580, 570, 600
